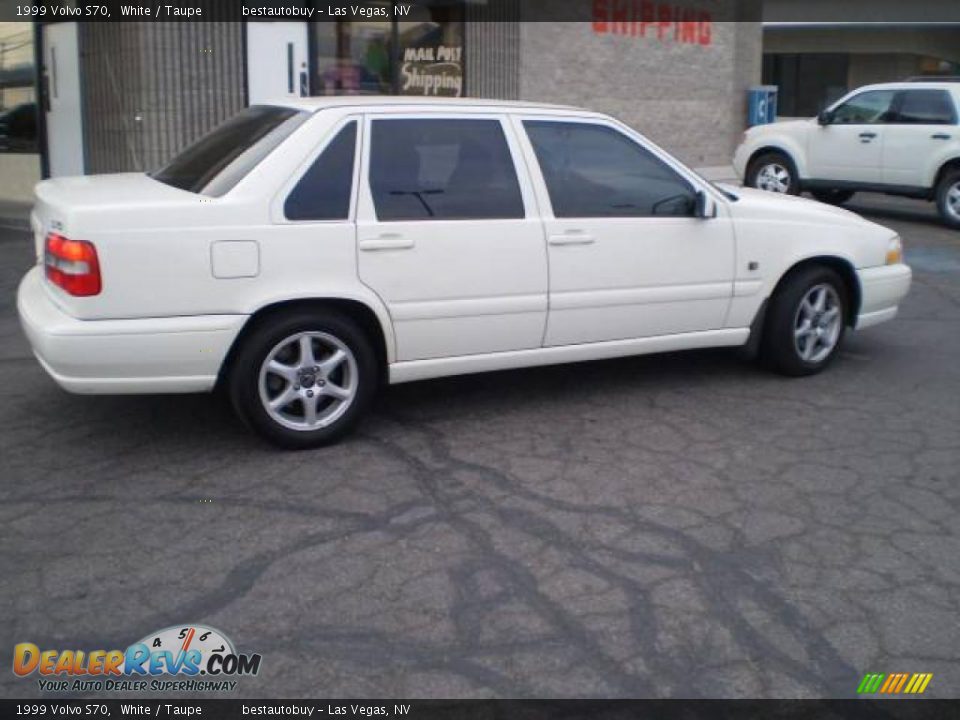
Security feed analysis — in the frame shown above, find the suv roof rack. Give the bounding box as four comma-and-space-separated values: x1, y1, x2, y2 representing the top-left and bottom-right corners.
905, 76, 960, 83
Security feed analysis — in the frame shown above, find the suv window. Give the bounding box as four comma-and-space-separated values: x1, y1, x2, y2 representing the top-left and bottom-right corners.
153, 106, 307, 196
831, 90, 897, 125
285, 121, 356, 221
369, 119, 524, 221
523, 121, 695, 218
895, 90, 957, 125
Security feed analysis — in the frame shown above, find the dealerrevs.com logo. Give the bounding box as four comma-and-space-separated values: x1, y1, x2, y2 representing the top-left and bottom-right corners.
13, 625, 261, 693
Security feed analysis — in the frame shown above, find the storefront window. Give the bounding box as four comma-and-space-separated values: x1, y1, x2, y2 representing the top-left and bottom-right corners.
313, 13, 393, 95
0, 22, 38, 154
397, 5, 464, 97
311, 2, 464, 98
763, 53, 849, 118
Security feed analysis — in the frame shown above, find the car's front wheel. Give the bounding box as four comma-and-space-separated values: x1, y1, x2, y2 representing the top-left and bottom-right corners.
761, 266, 848, 377
747, 152, 799, 196
228, 310, 378, 449
811, 189, 855, 206
935, 170, 960, 229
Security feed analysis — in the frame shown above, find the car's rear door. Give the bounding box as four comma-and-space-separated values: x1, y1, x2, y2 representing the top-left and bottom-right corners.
356, 112, 548, 362
882, 88, 960, 188
513, 115, 735, 347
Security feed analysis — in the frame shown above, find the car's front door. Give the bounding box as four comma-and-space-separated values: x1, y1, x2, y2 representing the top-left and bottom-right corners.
807, 89, 897, 183
883, 88, 960, 188
356, 114, 548, 362
514, 116, 735, 347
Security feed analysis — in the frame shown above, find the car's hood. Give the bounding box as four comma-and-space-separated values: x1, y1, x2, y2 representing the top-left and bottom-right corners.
747, 118, 814, 139
718, 184, 882, 229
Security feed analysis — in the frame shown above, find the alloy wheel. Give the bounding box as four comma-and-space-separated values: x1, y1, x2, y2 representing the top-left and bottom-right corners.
756, 163, 792, 193
793, 284, 842, 364
258, 331, 358, 431
946, 180, 960, 222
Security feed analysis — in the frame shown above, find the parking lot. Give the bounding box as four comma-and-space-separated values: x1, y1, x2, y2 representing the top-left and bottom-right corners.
1, 193, 958, 699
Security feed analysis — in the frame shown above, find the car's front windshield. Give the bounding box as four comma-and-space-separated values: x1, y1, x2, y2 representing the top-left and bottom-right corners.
152, 106, 308, 196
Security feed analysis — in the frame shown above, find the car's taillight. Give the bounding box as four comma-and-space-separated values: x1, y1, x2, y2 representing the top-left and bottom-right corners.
44, 232, 101, 296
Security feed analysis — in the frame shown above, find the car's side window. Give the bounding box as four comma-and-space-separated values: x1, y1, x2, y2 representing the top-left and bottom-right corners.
369, 118, 524, 221
831, 90, 897, 125
284, 121, 357, 221
894, 90, 958, 125
523, 120, 695, 218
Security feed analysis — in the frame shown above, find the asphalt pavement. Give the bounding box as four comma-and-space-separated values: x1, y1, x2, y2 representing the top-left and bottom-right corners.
1, 193, 958, 699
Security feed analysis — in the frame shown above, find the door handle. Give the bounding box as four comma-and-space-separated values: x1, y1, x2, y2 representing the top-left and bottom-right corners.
932, 133, 952, 140
358, 234, 415, 251
548, 233, 596, 246
859, 132, 877, 141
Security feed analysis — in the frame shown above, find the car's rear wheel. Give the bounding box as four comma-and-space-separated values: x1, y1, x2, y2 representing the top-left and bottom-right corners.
935, 170, 960, 229
761, 266, 848, 377
747, 152, 799, 196
811, 189, 855, 206
228, 310, 378, 449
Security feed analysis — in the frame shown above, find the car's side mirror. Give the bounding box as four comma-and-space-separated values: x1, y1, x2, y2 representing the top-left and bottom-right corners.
817, 110, 834, 126
694, 191, 717, 219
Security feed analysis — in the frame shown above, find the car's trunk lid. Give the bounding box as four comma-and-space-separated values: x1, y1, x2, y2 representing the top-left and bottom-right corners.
32, 173, 196, 257
31, 173, 211, 318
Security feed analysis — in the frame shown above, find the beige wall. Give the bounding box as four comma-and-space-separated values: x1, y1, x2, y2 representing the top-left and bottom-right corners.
517, 20, 763, 167
0, 153, 40, 203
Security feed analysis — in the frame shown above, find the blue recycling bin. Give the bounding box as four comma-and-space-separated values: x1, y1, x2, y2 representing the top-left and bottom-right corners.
748, 86, 778, 126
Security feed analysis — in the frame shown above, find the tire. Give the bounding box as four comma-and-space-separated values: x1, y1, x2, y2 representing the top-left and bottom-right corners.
760, 266, 848, 377
810, 189, 855, 206
935, 170, 960, 229
747, 151, 800, 196
228, 309, 379, 449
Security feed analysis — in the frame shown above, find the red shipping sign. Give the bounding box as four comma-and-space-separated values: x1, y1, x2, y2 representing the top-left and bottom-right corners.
592, 0, 713, 46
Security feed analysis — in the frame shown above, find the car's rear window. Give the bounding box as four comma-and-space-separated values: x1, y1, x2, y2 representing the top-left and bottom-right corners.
152, 106, 307, 196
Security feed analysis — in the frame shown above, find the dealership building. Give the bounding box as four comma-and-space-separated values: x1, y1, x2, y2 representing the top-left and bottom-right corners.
1, 0, 959, 202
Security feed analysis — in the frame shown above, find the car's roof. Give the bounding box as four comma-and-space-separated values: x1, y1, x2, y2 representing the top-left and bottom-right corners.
856, 81, 960, 93
261, 95, 585, 114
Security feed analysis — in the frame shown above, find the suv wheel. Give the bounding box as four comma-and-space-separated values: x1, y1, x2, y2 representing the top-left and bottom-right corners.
228, 310, 378, 449
761, 266, 848, 377
747, 152, 799, 195
935, 170, 960, 229
811, 189, 855, 206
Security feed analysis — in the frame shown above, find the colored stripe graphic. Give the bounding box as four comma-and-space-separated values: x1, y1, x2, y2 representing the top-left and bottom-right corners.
880, 674, 897, 693
905, 673, 933, 694
858, 672, 932, 695
858, 673, 884, 694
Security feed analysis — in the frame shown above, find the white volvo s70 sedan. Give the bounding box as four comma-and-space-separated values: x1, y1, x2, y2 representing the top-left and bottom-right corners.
17, 98, 912, 448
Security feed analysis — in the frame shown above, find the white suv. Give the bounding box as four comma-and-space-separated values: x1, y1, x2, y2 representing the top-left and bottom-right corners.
18, 98, 911, 448
734, 80, 960, 227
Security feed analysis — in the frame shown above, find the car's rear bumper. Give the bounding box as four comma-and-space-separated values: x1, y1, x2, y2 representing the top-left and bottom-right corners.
856, 263, 912, 330
17, 266, 246, 394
